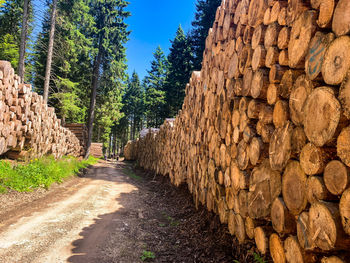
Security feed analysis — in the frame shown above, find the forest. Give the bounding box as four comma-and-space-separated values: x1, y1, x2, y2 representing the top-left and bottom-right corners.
0, 0, 221, 155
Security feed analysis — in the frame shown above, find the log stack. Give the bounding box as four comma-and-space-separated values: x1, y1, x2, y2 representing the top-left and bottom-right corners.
0, 60, 81, 160
64, 123, 88, 156
125, 0, 350, 261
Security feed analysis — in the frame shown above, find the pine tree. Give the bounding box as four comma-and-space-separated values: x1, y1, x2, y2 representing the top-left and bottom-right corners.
144, 46, 167, 127
164, 25, 193, 117
190, 0, 221, 70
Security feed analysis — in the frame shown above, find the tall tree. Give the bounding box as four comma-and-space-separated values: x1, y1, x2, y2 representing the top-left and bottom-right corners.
122, 72, 143, 140
164, 25, 193, 117
85, 0, 130, 159
18, 0, 29, 80
0, 0, 33, 74
144, 46, 167, 127
43, 0, 58, 103
190, 0, 221, 70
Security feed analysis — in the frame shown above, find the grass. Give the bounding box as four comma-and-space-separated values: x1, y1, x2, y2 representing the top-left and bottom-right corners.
122, 167, 142, 180
0, 155, 98, 193
140, 250, 155, 261
161, 211, 180, 227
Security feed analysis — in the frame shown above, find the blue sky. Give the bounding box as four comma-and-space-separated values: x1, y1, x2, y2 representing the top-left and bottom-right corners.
126, 0, 197, 80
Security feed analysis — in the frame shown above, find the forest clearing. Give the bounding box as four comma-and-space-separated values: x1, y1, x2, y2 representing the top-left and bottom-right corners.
0, 0, 350, 262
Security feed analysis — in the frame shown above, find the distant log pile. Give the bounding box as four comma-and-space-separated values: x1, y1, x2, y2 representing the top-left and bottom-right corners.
125, 0, 350, 261
64, 123, 87, 156
0, 61, 81, 160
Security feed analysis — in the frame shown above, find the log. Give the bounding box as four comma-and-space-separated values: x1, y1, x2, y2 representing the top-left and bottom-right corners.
252, 45, 266, 71
248, 0, 268, 28
265, 46, 279, 68
289, 74, 313, 126
277, 26, 290, 49
311, 0, 335, 28
248, 159, 281, 219
339, 71, 350, 120
337, 126, 350, 167
245, 216, 256, 239
339, 188, 350, 236
264, 22, 280, 48
280, 69, 303, 99
248, 136, 264, 166
306, 176, 334, 204
322, 36, 350, 85
291, 126, 307, 154
252, 24, 266, 49
288, 11, 317, 68
228, 210, 236, 235
267, 83, 279, 105
309, 201, 350, 250
269, 233, 286, 263
235, 213, 246, 244
282, 160, 308, 215
332, 0, 350, 36
300, 143, 325, 175
321, 256, 345, 263
254, 226, 272, 254
271, 197, 296, 234
297, 212, 314, 250
279, 49, 289, 66
324, 160, 349, 196
273, 100, 289, 128
303, 87, 341, 147
251, 68, 269, 99
284, 235, 316, 263
269, 121, 293, 171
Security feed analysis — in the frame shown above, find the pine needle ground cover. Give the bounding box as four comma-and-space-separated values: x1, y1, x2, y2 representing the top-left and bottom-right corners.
0, 156, 98, 193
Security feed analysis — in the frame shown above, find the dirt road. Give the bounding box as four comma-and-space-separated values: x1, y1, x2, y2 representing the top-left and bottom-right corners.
0, 161, 255, 263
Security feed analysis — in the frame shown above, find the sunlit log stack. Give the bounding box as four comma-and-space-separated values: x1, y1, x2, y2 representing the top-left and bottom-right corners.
0, 60, 81, 160
125, 0, 350, 261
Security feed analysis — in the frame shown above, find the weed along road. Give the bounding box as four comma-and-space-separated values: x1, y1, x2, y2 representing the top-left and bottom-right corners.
0, 161, 143, 263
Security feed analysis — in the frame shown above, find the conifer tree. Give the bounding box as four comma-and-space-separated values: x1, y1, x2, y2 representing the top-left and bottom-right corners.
164, 25, 193, 117
144, 46, 167, 127
190, 0, 221, 70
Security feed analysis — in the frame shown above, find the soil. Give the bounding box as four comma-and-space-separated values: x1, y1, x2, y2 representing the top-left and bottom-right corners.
0, 160, 264, 263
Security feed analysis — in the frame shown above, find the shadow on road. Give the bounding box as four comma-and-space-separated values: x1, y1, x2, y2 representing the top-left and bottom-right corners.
66, 161, 260, 263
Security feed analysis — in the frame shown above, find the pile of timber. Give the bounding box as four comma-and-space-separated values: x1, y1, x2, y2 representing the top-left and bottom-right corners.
125, 0, 350, 261
90, 143, 103, 158
0, 60, 81, 160
64, 123, 87, 156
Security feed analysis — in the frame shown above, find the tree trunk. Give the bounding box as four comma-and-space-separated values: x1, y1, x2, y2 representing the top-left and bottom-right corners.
18, 0, 30, 81
85, 37, 103, 159
43, 0, 58, 103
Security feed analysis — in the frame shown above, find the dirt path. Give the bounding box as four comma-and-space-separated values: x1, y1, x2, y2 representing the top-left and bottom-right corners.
0, 161, 258, 263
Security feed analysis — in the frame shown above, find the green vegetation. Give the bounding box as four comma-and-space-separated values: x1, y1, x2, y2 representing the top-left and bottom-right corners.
0, 156, 98, 193
253, 252, 267, 263
140, 250, 155, 262
161, 211, 180, 227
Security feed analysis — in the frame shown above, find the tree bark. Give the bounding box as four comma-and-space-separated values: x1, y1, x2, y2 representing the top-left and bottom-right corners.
43, 0, 58, 103
18, 0, 30, 81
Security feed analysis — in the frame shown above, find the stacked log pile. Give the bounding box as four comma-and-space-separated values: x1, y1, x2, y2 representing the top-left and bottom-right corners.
125, 0, 350, 261
90, 143, 103, 158
0, 61, 81, 160
64, 123, 87, 156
